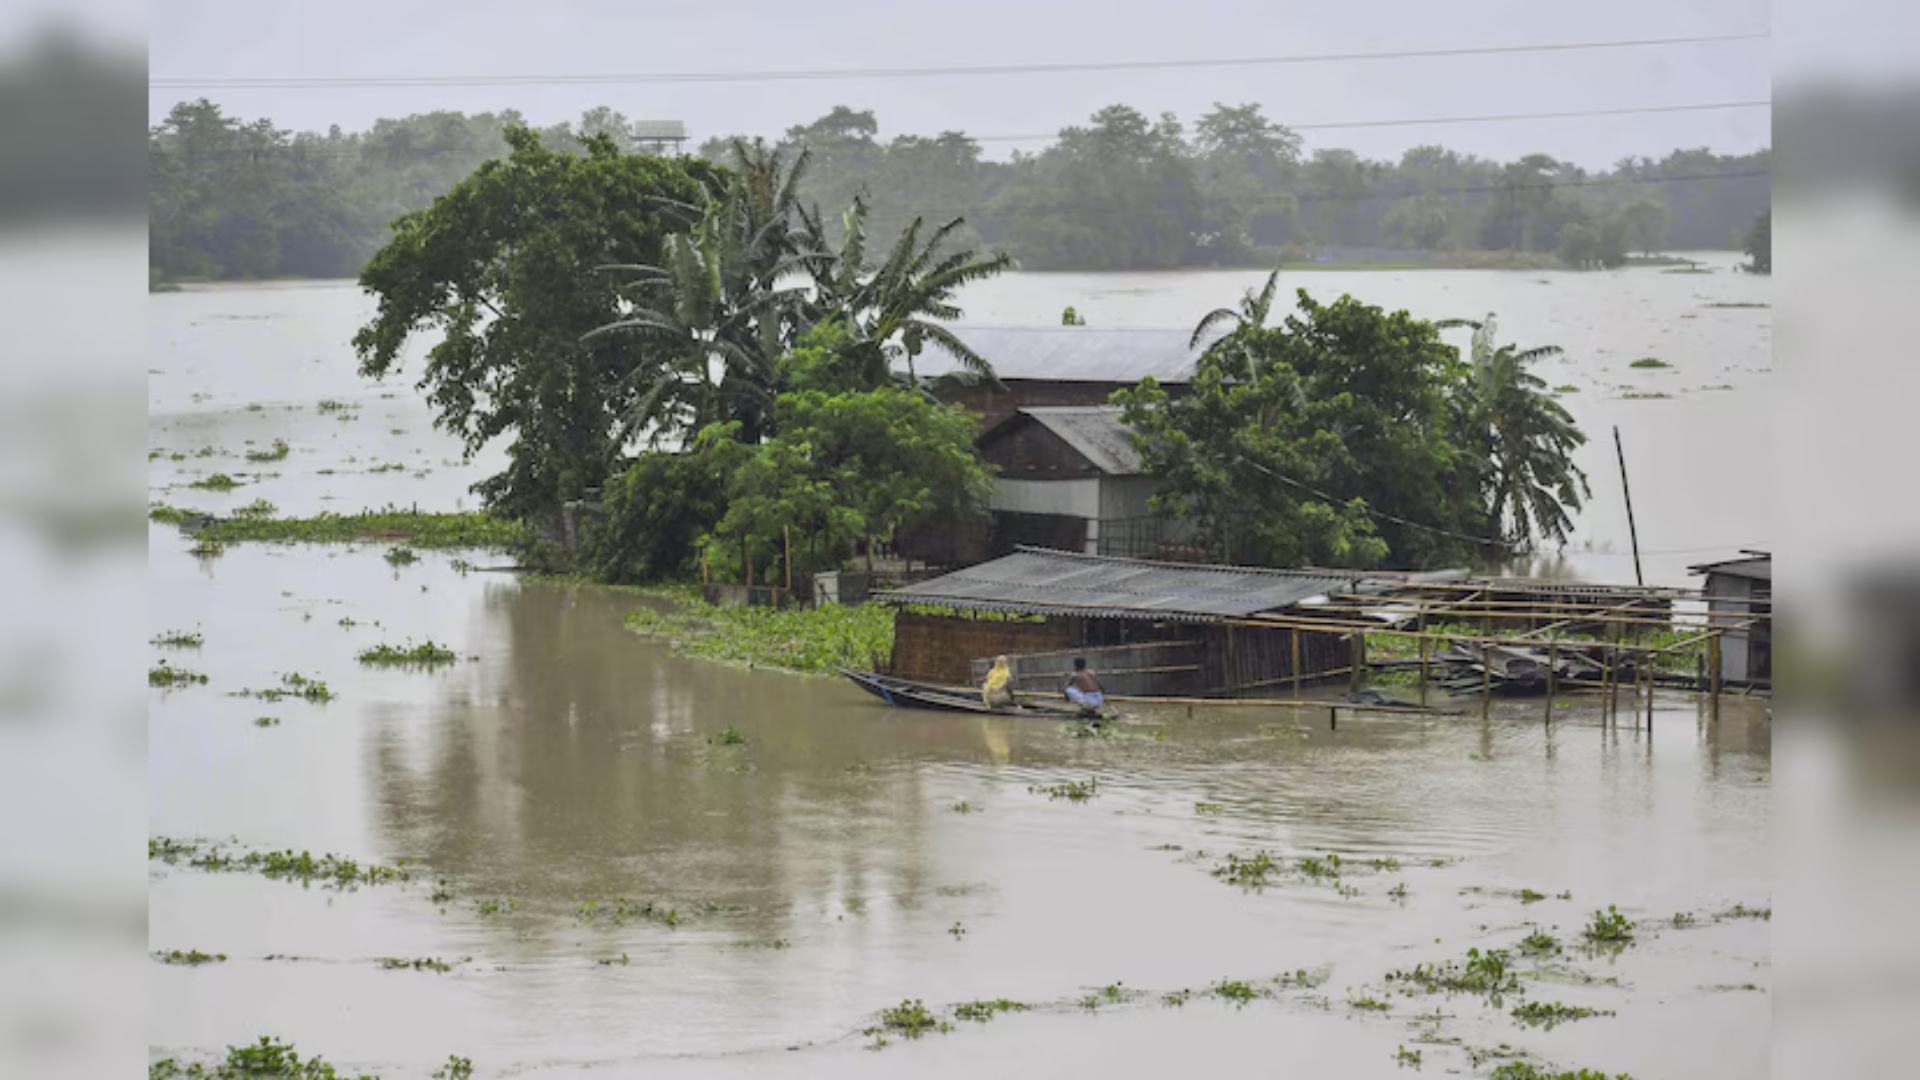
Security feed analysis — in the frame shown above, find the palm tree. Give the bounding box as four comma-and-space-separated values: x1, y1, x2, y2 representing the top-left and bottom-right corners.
588, 141, 814, 445
1447, 314, 1589, 552
799, 198, 1011, 390
1189, 264, 1284, 349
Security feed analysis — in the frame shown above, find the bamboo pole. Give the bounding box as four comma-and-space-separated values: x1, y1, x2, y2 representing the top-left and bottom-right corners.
1709, 631, 1721, 723
1615, 426, 1645, 587
1419, 633, 1430, 690
1546, 643, 1557, 725
1481, 643, 1492, 719
1292, 630, 1302, 698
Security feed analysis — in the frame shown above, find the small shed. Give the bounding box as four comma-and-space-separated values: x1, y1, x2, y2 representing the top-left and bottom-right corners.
974, 406, 1194, 559
880, 547, 1371, 695
1689, 551, 1771, 685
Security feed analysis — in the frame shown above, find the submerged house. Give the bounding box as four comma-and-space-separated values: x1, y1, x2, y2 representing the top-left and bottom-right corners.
881, 547, 1373, 695
1689, 551, 1772, 686
915, 325, 1209, 429
973, 406, 1195, 560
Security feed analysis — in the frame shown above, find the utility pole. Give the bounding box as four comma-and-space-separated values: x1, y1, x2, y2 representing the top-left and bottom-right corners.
1613, 426, 1644, 587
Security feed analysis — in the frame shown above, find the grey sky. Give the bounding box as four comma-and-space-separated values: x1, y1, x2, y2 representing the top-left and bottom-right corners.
148, 0, 1773, 167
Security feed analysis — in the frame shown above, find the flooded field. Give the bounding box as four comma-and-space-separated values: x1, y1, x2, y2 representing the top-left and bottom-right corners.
149, 264, 1771, 1078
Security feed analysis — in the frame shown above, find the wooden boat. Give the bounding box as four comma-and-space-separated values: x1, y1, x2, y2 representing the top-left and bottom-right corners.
838, 669, 1101, 718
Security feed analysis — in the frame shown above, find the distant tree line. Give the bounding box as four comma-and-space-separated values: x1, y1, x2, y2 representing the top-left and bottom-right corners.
151, 99, 1771, 283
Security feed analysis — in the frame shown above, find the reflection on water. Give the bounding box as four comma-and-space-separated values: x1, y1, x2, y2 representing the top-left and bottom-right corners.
150, 270, 1770, 1078
151, 562, 1769, 1079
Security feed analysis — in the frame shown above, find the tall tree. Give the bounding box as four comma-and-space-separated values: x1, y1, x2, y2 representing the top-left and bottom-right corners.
353, 128, 722, 527
1449, 315, 1590, 551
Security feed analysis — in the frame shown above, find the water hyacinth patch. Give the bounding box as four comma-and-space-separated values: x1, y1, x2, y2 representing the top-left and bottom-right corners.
151, 629, 204, 648
1511, 1001, 1613, 1029
150, 662, 209, 688
149, 1036, 379, 1080
624, 595, 894, 674
356, 640, 458, 666
149, 837, 411, 890
154, 949, 226, 965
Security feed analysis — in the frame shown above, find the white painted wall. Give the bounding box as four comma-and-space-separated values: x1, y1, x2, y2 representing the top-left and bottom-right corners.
990, 478, 1101, 519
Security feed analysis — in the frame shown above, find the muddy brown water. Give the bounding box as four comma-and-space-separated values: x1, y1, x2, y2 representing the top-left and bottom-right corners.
150, 267, 1770, 1078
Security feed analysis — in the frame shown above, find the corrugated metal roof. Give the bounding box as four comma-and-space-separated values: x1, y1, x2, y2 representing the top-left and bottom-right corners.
1688, 554, 1771, 582
881, 548, 1370, 622
915, 325, 1213, 383
1013, 407, 1143, 476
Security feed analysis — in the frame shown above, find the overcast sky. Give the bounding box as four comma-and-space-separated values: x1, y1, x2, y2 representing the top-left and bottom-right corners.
142, 0, 1783, 167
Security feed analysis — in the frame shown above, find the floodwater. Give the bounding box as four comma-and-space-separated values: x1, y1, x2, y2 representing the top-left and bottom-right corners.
149, 263, 1771, 1078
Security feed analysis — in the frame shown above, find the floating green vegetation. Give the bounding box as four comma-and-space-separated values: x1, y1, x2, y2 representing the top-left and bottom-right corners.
624, 594, 894, 674
189, 536, 226, 558
708, 726, 748, 746
1213, 850, 1282, 888
1582, 906, 1636, 944
151, 629, 204, 648
1519, 929, 1562, 956
1211, 978, 1268, 1007
1395, 1046, 1423, 1067
1716, 902, 1771, 921
1162, 988, 1193, 1006
573, 896, 681, 927
953, 998, 1027, 1022
1553, 384, 1579, 393
596, 953, 630, 966
376, 956, 464, 973
1273, 968, 1330, 990
384, 545, 419, 566
149, 837, 410, 890
154, 949, 226, 965
232, 497, 277, 519
868, 999, 950, 1042
1488, 1064, 1636, 1080
476, 896, 517, 916
1511, 1001, 1614, 1029
1518, 889, 1548, 904
231, 672, 335, 703
1194, 801, 1224, 816
1386, 947, 1522, 998
1029, 778, 1099, 802
1388, 882, 1409, 899
150, 662, 209, 688
1704, 301, 1769, 308
1080, 981, 1133, 1010
735, 937, 791, 950
948, 921, 967, 939
1349, 994, 1391, 1011
253, 716, 280, 728
244, 439, 290, 462
1670, 911, 1698, 928
1629, 358, 1672, 368
187, 473, 243, 490
950, 800, 980, 814
316, 398, 354, 413
357, 640, 458, 666
1620, 390, 1672, 399
195, 445, 219, 458
366, 462, 406, 473
433, 1057, 475, 1080
150, 1036, 379, 1079
183, 507, 525, 550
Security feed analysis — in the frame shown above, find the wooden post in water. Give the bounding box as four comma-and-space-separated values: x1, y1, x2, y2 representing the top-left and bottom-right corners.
1481, 643, 1493, 719
1418, 634, 1430, 691
1709, 631, 1722, 723
1545, 642, 1557, 726
1644, 652, 1655, 733
1614, 426, 1645, 587
1349, 634, 1365, 696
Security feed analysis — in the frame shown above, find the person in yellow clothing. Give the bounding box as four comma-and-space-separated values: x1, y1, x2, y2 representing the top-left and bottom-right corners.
982, 655, 1015, 709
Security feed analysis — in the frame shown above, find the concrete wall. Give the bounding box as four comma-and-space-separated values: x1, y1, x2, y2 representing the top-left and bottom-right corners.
1706, 574, 1760, 682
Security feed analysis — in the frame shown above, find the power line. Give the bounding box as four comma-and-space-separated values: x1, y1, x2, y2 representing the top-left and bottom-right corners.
969, 101, 1772, 142
149, 33, 1768, 90
1233, 455, 1498, 548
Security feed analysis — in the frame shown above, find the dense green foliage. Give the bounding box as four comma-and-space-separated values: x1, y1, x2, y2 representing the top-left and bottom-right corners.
352, 129, 723, 525
624, 592, 895, 673
582, 438, 736, 584
152, 100, 1769, 282
1118, 292, 1480, 568
164, 507, 525, 549
149, 1037, 376, 1079
1119, 294, 1584, 567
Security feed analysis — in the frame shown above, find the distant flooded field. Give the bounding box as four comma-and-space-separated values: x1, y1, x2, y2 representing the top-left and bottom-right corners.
149, 263, 1770, 1079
